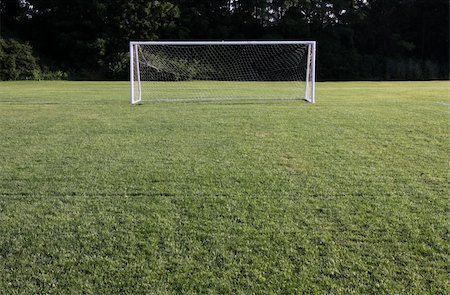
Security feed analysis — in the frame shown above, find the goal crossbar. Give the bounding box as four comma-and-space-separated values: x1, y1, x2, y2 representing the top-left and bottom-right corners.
131, 41, 316, 45
130, 40, 316, 104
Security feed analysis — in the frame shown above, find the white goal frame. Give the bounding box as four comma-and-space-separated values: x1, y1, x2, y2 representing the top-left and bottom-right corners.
130, 40, 316, 104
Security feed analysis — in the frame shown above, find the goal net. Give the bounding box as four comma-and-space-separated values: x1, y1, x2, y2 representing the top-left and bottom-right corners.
130, 41, 316, 104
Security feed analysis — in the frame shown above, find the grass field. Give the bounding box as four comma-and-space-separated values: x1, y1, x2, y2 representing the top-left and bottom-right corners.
136, 81, 309, 101
0, 81, 448, 294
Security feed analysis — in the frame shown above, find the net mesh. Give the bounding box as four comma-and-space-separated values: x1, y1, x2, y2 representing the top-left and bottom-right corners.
131, 42, 314, 103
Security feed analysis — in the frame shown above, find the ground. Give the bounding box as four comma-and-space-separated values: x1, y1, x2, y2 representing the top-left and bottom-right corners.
0, 81, 448, 293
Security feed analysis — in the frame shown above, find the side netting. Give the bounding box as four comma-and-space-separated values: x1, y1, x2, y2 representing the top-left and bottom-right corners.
130, 41, 316, 104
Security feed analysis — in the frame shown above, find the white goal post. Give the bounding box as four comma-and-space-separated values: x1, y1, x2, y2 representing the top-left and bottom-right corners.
130, 41, 316, 104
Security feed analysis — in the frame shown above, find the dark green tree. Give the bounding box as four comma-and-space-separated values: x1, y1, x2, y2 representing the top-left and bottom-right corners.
1, 0, 447, 80
0, 38, 41, 80
2, 0, 180, 78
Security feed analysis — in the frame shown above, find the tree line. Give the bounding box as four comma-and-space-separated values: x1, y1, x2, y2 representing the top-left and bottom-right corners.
1, 0, 448, 81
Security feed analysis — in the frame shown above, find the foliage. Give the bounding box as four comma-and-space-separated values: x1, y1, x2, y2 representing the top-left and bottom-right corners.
1, 0, 448, 80
0, 38, 68, 81
0, 81, 449, 293
0, 38, 41, 80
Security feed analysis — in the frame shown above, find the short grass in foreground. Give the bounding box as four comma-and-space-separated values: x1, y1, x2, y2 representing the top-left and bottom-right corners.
0, 81, 448, 294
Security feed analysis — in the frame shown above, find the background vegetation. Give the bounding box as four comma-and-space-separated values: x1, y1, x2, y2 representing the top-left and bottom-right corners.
1, 0, 448, 80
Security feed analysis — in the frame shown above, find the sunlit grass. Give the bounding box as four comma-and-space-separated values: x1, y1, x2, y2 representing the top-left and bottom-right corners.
138, 81, 308, 100
0, 80, 448, 293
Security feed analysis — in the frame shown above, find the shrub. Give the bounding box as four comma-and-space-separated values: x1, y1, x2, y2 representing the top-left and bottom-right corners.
0, 38, 42, 80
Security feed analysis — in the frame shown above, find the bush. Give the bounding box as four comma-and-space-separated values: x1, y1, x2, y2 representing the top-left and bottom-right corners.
0, 38, 42, 80
384, 58, 449, 80
40, 70, 69, 80
106, 52, 129, 80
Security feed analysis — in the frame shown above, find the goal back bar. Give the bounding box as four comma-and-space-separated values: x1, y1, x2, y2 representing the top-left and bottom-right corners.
130, 40, 316, 104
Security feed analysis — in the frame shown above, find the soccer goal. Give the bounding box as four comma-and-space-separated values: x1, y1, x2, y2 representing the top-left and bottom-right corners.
130, 41, 316, 104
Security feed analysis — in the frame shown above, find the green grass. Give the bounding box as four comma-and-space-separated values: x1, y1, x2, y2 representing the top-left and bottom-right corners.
138, 81, 308, 100
0, 80, 448, 294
